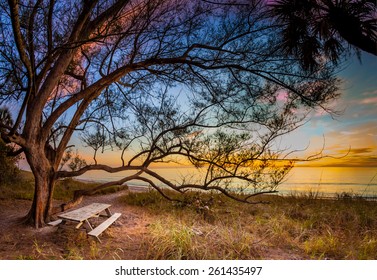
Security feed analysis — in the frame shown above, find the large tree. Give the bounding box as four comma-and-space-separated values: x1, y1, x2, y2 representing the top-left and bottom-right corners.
268, 0, 377, 71
0, 0, 339, 228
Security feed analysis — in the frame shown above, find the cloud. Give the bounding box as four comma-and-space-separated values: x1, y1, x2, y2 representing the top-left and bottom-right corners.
337, 147, 373, 155
360, 96, 377, 105
362, 89, 377, 96
276, 89, 288, 102
340, 130, 358, 136
299, 121, 377, 167
328, 155, 377, 167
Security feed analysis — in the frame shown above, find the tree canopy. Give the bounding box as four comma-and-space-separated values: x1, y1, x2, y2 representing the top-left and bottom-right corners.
0, 0, 341, 227
268, 0, 377, 71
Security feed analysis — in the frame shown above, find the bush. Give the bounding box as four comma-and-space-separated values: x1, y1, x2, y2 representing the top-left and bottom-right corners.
0, 139, 20, 185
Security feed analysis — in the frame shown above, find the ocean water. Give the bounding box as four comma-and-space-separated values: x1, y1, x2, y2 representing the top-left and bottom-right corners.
279, 167, 377, 197
77, 166, 377, 198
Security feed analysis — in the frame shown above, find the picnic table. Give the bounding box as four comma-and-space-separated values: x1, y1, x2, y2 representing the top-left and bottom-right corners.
49, 203, 121, 242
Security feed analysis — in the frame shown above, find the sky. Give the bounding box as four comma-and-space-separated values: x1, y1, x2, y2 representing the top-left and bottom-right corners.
16, 51, 376, 171
68, 51, 377, 169
6, 0, 374, 171
46, 50, 376, 170
284, 52, 377, 167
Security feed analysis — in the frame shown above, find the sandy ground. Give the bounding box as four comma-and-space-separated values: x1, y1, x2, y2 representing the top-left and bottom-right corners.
0, 189, 153, 260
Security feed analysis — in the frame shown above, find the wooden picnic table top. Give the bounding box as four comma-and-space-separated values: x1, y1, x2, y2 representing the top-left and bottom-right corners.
57, 203, 111, 222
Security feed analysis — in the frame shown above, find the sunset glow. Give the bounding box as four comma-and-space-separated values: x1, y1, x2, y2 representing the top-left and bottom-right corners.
275, 53, 377, 168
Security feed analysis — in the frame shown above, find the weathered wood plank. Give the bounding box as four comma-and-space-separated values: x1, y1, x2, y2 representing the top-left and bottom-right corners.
47, 219, 63, 226
88, 213, 121, 238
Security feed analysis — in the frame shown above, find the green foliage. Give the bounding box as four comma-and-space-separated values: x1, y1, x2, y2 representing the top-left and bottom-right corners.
0, 170, 34, 200
59, 148, 87, 171
53, 178, 98, 200
0, 173, 99, 201
0, 107, 20, 186
0, 139, 20, 186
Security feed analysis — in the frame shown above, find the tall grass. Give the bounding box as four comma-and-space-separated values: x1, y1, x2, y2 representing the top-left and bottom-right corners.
0, 170, 35, 200
122, 190, 377, 259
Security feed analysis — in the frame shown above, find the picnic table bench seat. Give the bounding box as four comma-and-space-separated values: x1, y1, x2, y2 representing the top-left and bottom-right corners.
47, 219, 63, 226
88, 212, 121, 242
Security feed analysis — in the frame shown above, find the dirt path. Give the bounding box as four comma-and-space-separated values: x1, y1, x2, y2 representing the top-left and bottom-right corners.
0, 190, 152, 259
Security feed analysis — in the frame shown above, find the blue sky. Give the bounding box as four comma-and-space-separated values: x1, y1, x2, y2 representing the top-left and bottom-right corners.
285, 52, 377, 167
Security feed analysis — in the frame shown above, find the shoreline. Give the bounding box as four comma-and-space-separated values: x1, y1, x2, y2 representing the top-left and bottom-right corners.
71, 177, 377, 201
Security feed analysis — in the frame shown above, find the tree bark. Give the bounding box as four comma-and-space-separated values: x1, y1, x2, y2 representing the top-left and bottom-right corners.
23, 146, 56, 228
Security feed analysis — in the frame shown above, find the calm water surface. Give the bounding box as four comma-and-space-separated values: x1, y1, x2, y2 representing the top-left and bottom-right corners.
78, 167, 377, 197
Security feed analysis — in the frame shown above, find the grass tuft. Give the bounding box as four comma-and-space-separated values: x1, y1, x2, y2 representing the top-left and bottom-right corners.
146, 219, 196, 259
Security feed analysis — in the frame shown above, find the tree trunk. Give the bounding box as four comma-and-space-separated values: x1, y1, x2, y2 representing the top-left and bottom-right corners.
23, 147, 56, 228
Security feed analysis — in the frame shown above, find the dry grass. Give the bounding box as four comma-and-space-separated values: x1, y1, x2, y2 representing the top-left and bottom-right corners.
122, 190, 377, 260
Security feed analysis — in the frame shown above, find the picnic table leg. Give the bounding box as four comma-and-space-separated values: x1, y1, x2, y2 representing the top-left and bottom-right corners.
75, 221, 84, 229
105, 208, 113, 217
56, 220, 67, 233
93, 236, 102, 243
84, 220, 94, 231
